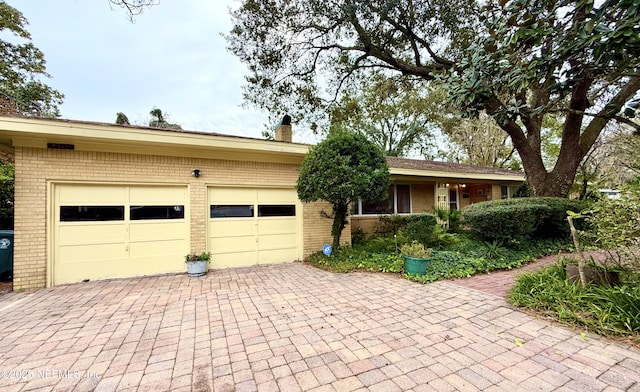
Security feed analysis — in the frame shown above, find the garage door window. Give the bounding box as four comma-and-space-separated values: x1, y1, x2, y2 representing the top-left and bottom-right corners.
258, 205, 296, 217
60, 206, 125, 222
211, 205, 254, 218
130, 205, 184, 220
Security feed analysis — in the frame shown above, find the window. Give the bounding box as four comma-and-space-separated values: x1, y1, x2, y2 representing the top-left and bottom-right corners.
355, 185, 411, 215
60, 206, 124, 222
501, 185, 520, 199
130, 205, 184, 220
210, 205, 254, 218
362, 186, 394, 215
396, 185, 411, 213
258, 205, 296, 217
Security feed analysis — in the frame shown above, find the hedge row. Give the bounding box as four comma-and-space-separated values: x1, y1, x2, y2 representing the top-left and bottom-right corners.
462, 197, 588, 242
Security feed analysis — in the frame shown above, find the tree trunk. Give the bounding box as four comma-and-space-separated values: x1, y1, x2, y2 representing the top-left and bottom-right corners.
524, 164, 580, 197
567, 216, 587, 287
515, 139, 581, 197
331, 203, 348, 249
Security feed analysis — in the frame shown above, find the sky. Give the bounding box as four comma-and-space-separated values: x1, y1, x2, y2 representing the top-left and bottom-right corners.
8, 0, 306, 141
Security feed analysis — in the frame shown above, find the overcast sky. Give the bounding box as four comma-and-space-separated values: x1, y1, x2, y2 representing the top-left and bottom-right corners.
9, 0, 306, 141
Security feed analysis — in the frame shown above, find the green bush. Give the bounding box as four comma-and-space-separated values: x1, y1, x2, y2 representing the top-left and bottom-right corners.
405, 213, 438, 245
586, 184, 640, 271
357, 235, 400, 253
509, 262, 640, 336
462, 197, 588, 242
351, 227, 367, 246
374, 214, 407, 237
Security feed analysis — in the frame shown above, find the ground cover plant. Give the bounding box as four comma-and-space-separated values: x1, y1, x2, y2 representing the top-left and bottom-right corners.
508, 184, 640, 342
306, 223, 572, 283
508, 260, 640, 340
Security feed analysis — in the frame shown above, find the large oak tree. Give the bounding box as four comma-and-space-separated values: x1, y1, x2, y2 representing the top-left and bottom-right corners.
225, 0, 640, 197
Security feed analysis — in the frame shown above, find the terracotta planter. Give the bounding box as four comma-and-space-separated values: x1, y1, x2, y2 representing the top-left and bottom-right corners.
565, 263, 620, 286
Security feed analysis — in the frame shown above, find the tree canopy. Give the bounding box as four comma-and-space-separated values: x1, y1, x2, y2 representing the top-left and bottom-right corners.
0, 2, 63, 117
297, 132, 390, 248
148, 108, 182, 129
329, 72, 436, 157
227, 0, 640, 197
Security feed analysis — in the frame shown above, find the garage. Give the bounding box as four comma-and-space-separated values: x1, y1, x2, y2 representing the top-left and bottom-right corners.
208, 187, 300, 268
52, 183, 189, 285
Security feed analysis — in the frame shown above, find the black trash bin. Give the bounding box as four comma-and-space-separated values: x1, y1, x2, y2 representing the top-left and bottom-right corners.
0, 230, 14, 280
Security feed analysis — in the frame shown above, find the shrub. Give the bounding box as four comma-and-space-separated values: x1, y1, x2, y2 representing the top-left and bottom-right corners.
357, 235, 400, 253
374, 214, 407, 237
400, 241, 432, 258
586, 184, 640, 271
404, 213, 438, 245
462, 197, 588, 242
434, 208, 463, 233
351, 227, 367, 246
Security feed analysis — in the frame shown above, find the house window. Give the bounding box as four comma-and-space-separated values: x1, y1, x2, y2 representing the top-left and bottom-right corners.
354, 185, 411, 215
130, 205, 184, 220
396, 185, 411, 213
362, 186, 394, 215
501, 185, 520, 199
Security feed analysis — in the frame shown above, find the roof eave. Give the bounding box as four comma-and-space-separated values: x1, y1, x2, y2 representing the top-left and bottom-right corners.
390, 167, 525, 182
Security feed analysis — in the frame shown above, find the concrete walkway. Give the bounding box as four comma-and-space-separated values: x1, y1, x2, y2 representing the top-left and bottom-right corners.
0, 263, 638, 391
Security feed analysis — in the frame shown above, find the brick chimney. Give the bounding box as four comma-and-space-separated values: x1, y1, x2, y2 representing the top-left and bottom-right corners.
274, 114, 292, 143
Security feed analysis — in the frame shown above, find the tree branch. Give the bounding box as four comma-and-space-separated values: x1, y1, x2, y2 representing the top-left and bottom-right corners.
580, 74, 640, 154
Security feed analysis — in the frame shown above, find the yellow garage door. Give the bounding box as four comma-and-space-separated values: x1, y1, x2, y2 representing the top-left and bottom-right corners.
53, 184, 188, 285
208, 187, 299, 268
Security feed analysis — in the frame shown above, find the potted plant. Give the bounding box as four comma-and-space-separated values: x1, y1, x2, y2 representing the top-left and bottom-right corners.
185, 252, 211, 277
400, 241, 433, 276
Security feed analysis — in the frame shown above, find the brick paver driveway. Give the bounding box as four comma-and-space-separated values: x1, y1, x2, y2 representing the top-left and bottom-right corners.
0, 263, 638, 391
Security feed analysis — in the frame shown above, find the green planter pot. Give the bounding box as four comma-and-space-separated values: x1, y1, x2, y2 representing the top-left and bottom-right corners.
403, 255, 430, 276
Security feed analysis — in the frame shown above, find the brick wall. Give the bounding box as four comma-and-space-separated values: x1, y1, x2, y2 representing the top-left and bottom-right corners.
411, 183, 435, 213
350, 216, 379, 238
14, 147, 334, 290
302, 201, 350, 256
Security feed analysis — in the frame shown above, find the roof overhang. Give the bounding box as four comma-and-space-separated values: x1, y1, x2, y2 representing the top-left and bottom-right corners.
0, 116, 310, 165
1, 116, 526, 183
389, 167, 525, 183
